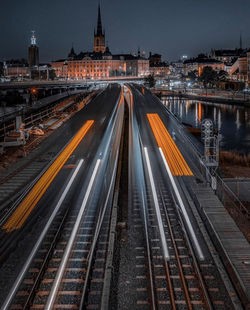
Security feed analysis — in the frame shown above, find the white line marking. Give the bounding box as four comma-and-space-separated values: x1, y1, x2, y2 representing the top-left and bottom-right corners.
159, 147, 205, 261
1, 159, 84, 310
144, 147, 170, 261
45, 159, 101, 310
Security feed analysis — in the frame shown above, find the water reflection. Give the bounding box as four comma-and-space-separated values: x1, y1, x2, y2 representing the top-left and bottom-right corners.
162, 97, 250, 154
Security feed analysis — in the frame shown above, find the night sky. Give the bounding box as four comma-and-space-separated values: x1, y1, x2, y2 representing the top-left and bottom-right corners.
0, 0, 250, 63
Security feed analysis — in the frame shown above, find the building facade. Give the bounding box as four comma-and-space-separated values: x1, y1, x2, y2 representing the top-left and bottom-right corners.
210, 48, 247, 65
247, 52, 250, 88
149, 64, 170, 76
51, 6, 150, 79
183, 56, 224, 76
148, 52, 170, 77
3, 59, 29, 80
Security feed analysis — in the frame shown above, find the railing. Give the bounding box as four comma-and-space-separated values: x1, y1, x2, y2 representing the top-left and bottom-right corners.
157, 94, 250, 221
0, 93, 86, 141
177, 112, 249, 219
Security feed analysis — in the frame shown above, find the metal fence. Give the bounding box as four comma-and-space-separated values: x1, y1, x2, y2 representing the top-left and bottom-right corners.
0, 94, 85, 141
159, 96, 250, 222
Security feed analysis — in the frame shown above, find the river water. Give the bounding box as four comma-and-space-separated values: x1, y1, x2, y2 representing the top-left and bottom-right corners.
162, 97, 250, 154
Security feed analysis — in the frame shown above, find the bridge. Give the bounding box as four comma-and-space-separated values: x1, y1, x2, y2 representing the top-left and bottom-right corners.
0, 77, 143, 90
0, 84, 249, 309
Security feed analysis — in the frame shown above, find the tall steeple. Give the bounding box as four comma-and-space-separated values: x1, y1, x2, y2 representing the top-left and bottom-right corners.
94, 3, 106, 53
96, 4, 103, 36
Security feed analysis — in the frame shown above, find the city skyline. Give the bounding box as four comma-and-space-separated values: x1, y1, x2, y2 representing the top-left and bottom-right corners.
0, 0, 250, 63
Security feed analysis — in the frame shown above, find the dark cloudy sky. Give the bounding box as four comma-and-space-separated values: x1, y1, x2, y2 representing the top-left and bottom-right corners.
0, 0, 249, 62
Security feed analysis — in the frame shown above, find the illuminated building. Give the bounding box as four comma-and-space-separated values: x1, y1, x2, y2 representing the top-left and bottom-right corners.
247, 51, 250, 87
229, 56, 248, 84
197, 62, 224, 76
51, 5, 149, 79
148, 52, 170, 76
210, 47, 247, 64
3, 59, 29, 80
149, 53, 162, 65
183, 55, 224, 76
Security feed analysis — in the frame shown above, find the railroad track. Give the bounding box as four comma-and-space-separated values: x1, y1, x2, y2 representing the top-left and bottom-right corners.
5, 96, 124, 310
8, 192, 113, 310
128, 176, 235, 310
1, 87, 239, 309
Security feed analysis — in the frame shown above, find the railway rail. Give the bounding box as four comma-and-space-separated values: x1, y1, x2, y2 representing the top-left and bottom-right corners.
0, 85, 247, 310
1, 86, 124, 310
124, 148, 233, 310
119, 84, 238, 309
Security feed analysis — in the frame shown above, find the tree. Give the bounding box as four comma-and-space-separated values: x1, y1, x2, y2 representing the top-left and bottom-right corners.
217, 70, 228, 82
49, 69, 56, 80
144, 74, 156, 88
187, 70, 198, 81
0, 62, 3, 77
199, 66, 217, 87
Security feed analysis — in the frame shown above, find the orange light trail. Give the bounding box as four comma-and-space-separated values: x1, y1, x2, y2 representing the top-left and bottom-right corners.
147, 113, 193, 176
3, 120, 94, 232
198, 103, 202, 123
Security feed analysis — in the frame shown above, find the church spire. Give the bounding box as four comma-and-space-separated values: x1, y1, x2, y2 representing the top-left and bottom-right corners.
94, 3, 106, 53
96, 3, 103, 36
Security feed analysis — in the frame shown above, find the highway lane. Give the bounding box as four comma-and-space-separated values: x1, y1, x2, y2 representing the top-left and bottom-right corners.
0, 83, 122, 306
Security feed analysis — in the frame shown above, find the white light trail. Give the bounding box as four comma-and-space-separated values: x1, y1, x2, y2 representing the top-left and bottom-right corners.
159, 147, 205, 261
1, 159, 84, 310
144, 147, 170, 261
45, 159, 101, 310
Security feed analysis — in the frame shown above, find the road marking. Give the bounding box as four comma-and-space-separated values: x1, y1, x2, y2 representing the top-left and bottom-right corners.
1, 159, 84, 310
2, 120, 94, 232
45, 159, 101, 310
159, 147, 204, 261
147, 113, 192, 176
144, 147, 170, 261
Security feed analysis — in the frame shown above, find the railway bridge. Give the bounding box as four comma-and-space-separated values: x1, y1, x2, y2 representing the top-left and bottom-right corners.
0, 84, 249, 310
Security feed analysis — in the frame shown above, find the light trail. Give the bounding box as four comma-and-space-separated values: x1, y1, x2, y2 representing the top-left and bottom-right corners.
2, 120, 94, 232
45, 159, 101, 310
144, 147, 170, 261
159, 147, 205, 261
1, 159, 84, 310
147, 113, 193, 176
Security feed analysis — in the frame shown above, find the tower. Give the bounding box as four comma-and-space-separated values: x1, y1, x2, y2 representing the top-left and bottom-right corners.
28, 31, 39, 67
94, 4, 106, 53
239, 33, 242, 50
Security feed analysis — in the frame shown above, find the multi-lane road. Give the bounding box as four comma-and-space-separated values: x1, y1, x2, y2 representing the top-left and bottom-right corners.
0, 83, 249, 309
